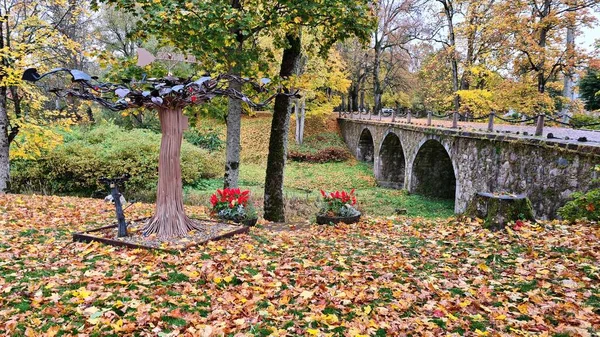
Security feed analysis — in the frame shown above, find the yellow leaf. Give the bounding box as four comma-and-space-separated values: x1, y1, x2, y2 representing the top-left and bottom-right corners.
307, 328, 320, 335
213, 277, 222, 284
475, 329, 489, 336
72, 287, 92, 300
224, 275, 233, 283
363, 305, 372, 315
517, 303, 529, 314
495, 314, 506, 320
459, 300, 471, 308
478, 263, 491, 273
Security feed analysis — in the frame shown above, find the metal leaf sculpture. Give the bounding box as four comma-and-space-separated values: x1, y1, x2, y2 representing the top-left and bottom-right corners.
23, 68, 299, 239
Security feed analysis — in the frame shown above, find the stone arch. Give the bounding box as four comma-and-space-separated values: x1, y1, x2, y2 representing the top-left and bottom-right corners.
357, 128, 374, 163
411, 139, 456, 199
378, 132, 406, 188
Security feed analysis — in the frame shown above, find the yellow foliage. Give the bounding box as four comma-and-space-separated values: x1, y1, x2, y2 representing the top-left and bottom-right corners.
10, 123, 64, 161
456, 90, 496, 116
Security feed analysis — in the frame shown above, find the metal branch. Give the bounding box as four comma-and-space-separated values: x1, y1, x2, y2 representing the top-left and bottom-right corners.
23, 68, 299, 111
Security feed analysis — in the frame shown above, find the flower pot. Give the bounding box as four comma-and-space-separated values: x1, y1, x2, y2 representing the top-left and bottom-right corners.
241, 218, 258, 227
316, 213, 361, 225
215, 217, 258, 227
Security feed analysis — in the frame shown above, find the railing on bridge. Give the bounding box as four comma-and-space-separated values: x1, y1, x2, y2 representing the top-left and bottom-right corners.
338, 109, 600, 138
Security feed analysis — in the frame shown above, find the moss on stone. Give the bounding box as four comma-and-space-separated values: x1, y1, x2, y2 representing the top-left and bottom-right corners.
466, 193, 535, 231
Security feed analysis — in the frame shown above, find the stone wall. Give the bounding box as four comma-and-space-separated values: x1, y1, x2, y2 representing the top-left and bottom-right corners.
338, 118, 600, 219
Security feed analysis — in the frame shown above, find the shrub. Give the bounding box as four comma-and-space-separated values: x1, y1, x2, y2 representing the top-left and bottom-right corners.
558, 189, 600, 222
570, 114, 600, 130
288, 147, 351, 163
184, 128, 224, 152
10, 124, 222, 197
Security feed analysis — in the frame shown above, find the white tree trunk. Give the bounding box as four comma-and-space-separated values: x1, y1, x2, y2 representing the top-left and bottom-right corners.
224, 78, 242, 188
562, 24, 575, 122
294, 99, 300, 144
299, 99, 306, 145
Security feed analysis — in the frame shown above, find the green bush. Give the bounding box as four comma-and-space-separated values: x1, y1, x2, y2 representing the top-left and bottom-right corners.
570, 114, 600, 130
558, 189, 600, 222
288, 132, 351, 163
184, 128, 224, 152
10, 124, 222, 198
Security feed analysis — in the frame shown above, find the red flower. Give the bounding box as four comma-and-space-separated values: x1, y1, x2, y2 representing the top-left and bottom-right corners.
513, 220, 524, 231
210, 187, 252, 211
191, 96, 198, 103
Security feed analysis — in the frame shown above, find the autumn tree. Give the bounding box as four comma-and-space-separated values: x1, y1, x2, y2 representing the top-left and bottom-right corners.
0, 1, 85, 192
338, 39, 371, 111
501, 0, 599, 95
262, 0, 375, 222
427, 0, 461, 111
371, 0, 422, 113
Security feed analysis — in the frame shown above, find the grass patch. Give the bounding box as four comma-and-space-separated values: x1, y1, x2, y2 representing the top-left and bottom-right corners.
186, 114, 454, 220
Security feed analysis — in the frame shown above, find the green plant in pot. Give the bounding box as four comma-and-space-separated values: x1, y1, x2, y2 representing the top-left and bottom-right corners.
210, 188, 258, 226
317, 189, 361, 225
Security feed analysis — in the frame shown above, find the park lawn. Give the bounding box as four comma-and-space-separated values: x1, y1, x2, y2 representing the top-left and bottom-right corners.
191, 114, 454, 219
1, 194, 598, 336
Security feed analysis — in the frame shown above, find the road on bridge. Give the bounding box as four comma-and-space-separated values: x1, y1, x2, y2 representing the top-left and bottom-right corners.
341, 114, 600, 147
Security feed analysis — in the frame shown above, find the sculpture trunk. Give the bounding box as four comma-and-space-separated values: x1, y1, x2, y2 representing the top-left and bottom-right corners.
143, 107, 199, 238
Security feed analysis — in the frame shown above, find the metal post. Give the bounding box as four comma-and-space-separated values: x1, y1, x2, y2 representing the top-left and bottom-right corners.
378, 109, 382, 121
535, 114, 544, 136
392, 109, 396, 123
452, 111, 458, 128
110, 183, 127, 238
427, 111, 432, 126
349, 97, 353, 114
521, 114, 526, 126
407, 110, 412, 124
488, 112, 494, 132
369, 109, 372, 120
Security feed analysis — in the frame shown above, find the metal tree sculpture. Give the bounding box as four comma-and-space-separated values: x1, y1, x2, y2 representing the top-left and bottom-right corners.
23, 68, 285, 239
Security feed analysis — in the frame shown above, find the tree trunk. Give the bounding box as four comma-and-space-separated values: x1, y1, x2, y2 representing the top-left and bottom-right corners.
0, 87, 8, 193
263, 33, 302, 222
224, 77, 242, 188
439, 0, 460, 110
349, 85, 359, 112
536, 27, 549, 94
294, 99, 300, 144
143, 107, 199, 238
224, 0, 244, 189
562, 23, 575, 119
373, 41, 383, 114
299, 99, 305, 145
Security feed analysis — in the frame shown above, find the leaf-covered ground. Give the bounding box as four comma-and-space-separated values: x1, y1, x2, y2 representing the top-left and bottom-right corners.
1, 195, 599, 336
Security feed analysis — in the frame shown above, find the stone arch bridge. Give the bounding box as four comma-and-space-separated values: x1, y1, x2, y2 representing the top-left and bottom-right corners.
338, 118, 600, 219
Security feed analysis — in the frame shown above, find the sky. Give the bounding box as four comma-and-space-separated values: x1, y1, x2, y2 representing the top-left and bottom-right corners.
580, 13, 600, 52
